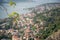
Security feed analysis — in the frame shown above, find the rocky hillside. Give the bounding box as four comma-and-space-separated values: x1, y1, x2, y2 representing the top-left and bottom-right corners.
45, 30, 60, 40
31, 3, 60, 40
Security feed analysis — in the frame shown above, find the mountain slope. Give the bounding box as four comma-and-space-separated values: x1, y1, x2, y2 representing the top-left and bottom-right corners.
32, 3, 60, 40
45, 30, 60, 40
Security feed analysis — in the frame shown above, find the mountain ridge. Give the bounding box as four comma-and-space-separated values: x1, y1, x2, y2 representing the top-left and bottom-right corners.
28, 3, 60, 14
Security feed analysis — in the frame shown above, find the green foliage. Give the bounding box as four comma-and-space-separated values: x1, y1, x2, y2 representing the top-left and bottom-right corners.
8, 12, 19, 18
31, 26, 36, 31
9, 0, 16, 6
33, 8, 60, 40
8, 12, 19, 22
8, 12, 20, 29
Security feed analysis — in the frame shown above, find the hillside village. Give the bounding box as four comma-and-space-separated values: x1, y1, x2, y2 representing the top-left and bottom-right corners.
0, 3, 60, 40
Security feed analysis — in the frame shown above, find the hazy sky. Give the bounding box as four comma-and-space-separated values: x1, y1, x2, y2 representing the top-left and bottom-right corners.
0, 0, 60, 18
0, 0, 60, 3
34, 0, 60, 3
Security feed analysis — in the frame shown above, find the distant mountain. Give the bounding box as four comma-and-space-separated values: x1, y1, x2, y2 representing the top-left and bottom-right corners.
29, 3, 60, 14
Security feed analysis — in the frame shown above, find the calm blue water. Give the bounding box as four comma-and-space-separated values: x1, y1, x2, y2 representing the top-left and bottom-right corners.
0, 0, 60, 19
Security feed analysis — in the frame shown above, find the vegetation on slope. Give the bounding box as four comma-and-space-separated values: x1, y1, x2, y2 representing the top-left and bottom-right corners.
33, 8, 60, 40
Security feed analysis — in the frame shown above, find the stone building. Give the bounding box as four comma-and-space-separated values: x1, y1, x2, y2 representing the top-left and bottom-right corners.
24, 26, 34, 40
12, 35, 19, 40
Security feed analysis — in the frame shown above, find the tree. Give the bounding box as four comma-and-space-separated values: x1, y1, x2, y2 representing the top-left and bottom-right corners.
8, 12, 19, 28
9, 0, 16, 6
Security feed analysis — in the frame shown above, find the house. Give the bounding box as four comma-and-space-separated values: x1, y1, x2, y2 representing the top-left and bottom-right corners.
12, 35, 20, 40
